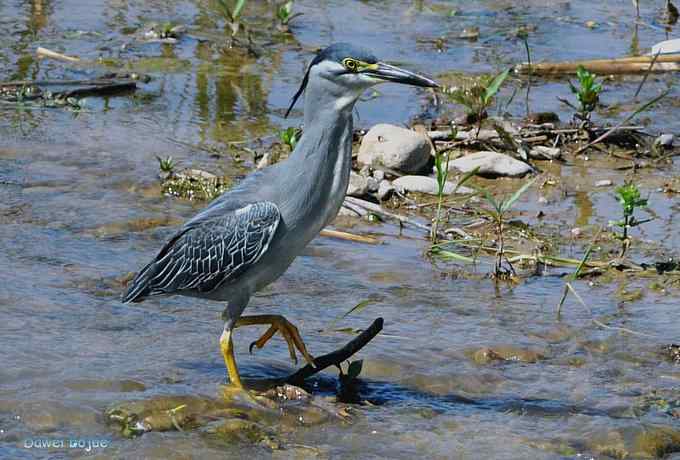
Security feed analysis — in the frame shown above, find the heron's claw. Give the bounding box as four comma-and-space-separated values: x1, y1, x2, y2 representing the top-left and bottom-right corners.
238, 315, 316, 368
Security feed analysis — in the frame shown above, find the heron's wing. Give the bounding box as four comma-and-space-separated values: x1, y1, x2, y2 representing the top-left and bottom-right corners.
122, 201, 280, 303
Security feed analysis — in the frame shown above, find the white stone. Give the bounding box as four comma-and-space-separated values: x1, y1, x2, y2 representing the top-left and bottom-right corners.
358, 124, 432, 174
448, 151, 533, 178
346, 171, 369, 197
377, 179, 395, 201
393, 175, 473, 196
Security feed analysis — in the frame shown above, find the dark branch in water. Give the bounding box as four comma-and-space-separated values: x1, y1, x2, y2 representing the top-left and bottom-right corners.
285, 317, 383, 385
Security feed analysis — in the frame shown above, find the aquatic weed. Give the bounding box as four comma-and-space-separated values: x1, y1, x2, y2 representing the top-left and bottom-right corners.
445, 69, 510, 137
568, 66, 603, 123
275, 1, 303, 28
215, 0, 247, 36
612, 182, 651, 257
476, 177, 536, 278
278, 126, 301, 151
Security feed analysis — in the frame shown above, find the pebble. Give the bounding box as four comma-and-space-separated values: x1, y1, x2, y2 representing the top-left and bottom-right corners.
655, 133, 674, 149
347, 171, 369, 197
377, 179, 395, 201
393, 175, 473, 196
529, 145, 562, 160
595, 179, 613, 187
366, 176, 379, 192
448, 151, 533, 178
358, 124, 432, 174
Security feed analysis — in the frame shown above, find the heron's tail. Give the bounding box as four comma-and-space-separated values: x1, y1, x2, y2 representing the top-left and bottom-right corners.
121, 267, 152, 303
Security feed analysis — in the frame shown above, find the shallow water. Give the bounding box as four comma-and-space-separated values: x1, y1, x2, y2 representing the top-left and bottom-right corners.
1, 0, 680, 458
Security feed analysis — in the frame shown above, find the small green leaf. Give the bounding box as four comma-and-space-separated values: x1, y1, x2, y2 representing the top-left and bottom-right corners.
483, 68, 510, 104
432, 249, 475, 263
454, 166, 480, 193
232, 0, 247, 19
500, 177, 536, 213
347, 360, 363, 379
476, 186, 499, 212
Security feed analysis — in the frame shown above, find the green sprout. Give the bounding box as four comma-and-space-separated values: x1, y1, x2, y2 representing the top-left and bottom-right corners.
215, 0, 247, 36
446, 68, 510, 137
431, 133, 475, 245
276, 1, 303, 27
278, 126, 301, 151
157, 155, 176, 174
568, 66, 603, 122
477, 177, 536, 278
612, 183, 650, 257
431, 149, 451, 244
338, 359, 363, 386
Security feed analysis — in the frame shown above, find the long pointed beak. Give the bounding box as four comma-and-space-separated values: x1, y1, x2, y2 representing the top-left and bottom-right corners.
363, 62, 439, 88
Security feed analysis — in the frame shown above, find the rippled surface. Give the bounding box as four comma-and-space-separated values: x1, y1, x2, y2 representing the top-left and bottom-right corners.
1, 1, 680, 458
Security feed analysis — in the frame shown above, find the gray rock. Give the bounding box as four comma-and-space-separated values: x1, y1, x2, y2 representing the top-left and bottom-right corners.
377, 179, 395, 201
393, 175, 473, 196
346, 171, 369, 197
529, 146, 562, 160
655, 134, 674, 149
448, 151, 533, 178
366, 176, 379, 192
358, 124, 432, 174
372, 169, 385, 181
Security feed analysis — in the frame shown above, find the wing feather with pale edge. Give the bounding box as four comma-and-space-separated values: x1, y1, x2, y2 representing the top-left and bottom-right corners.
122, 201, 280, 303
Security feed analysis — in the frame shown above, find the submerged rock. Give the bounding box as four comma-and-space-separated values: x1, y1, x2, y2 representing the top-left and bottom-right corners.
393, 175, 473, 196
587, 425, 680, 459
448, 151, 533, 178
358, 124, 432, 174
470, 345, 546, 364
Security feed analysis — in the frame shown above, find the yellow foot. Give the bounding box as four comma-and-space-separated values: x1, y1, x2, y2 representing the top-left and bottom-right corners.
236, 314, 316, 367
219, 328, 243, 388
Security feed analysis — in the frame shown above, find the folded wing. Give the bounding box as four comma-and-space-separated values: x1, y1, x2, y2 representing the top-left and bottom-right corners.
122, 201, 280, 303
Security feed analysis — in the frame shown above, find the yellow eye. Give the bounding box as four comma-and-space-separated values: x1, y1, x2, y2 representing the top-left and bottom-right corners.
342, 58, 359, 72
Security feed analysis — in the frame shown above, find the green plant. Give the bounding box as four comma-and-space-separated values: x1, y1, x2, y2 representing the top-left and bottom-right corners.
278, 126, 301, 150
338, 359, 363, 384
276, 1, 303, 27
430, 140, 478, 245
477, 177, 536, 278
215, 0, 247, 36
568, 66, 603, 122
447, 69, 510, 137
157, 155, 176, 174
430, 149, 450, 244
612, 183, 650, 257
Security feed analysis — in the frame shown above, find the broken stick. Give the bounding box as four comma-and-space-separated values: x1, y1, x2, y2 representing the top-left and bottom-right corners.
285, 317, 384, 385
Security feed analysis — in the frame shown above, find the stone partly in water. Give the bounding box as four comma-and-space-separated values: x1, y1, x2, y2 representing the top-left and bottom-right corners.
377, 179, 395, 201
448, 151, 533, 178
469, 345, 547, 364
393, 175, 474, 196
655, 134, 675, 149
347, 171, 370, 197
529, 145, 562, 160
358, 123, 432, 174
586, 425, 680, 459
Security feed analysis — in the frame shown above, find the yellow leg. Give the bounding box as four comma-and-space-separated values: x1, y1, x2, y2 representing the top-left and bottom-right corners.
236, 314, 315, 367
219, 328, 243, 388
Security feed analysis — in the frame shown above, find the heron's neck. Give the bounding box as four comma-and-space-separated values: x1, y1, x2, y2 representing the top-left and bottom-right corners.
282, 84, 357, 236
290, 81, 357, 164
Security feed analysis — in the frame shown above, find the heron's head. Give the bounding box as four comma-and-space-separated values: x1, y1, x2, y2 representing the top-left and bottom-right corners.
285, 43, 438, 117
